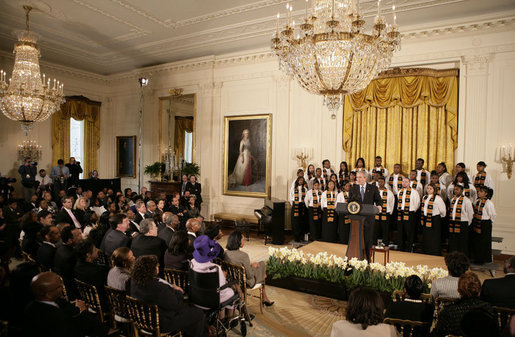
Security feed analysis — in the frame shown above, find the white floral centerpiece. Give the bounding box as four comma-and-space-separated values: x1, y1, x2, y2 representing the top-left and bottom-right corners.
266, 247, 447, 294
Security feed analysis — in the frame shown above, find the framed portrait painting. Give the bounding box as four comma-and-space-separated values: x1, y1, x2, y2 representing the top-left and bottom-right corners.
116, 136, 136, 178
223, 114, 272, 198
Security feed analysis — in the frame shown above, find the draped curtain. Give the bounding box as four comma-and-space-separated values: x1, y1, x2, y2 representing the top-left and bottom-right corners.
52, 96, 101, 176
343, 68, 458, 174
174, 116, 193, 162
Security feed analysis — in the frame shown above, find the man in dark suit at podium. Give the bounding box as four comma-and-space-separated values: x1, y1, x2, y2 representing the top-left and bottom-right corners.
349, 171, 382, 260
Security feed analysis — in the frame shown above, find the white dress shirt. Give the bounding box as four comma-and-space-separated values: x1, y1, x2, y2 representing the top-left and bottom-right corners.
388, 174, 403, 195
439, 172, 453, 187
371, 166, 389, 180
321, 190, 337, 208
447, 183, 477, 204
289, 185, 306, 205
65, 207, 82, 228
422, 194, 447, 217
304, 189, 322, 207
397, 188, 421, 212
36, 174, 52, 186
416, 169, 431, 187
377, 188, 395, 214
449, 196, 474, 224
472, 172, 495, 192
336, 191, 349, 205
410, 181, 424, 198
475, 199, 496, 222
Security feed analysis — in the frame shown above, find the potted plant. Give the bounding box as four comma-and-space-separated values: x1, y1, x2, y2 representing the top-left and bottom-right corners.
144, 162, 165, 179
181, 162, 200, 177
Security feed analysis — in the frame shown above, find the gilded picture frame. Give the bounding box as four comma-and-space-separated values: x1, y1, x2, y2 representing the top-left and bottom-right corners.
116, 136, 136, 178
223, 114, 272, 198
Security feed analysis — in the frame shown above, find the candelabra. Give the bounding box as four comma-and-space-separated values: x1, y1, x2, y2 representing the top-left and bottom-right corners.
17, 140, 42, 162
295, 147, 313, 171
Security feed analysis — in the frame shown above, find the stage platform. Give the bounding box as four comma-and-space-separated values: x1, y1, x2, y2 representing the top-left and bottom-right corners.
299, 241, 447, 270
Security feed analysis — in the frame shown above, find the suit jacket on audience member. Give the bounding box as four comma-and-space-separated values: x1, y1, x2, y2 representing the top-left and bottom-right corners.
158, 226, 175, 246
74, 260, 110, 307
53, 244, 77, 299
100, 228, 131, 256
130, 235, 167, 259
134, 212, 145, 225
185, 182, 202, 203
480, 274, 515, 308
36, 242, 56, 270
55, 208, 76, 227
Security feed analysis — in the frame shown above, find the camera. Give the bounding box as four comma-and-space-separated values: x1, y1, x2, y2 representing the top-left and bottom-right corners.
30, 161, 38, 166
0, 177, 17, 184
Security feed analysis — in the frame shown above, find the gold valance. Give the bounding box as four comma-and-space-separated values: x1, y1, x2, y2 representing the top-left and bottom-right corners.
52, 96, 101, 178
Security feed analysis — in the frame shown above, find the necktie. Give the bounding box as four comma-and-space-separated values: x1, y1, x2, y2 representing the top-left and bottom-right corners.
67, 209, 81, 228
360, 186, 365, 201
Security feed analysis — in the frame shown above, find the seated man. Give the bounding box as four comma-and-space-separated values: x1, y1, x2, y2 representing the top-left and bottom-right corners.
100, 213, 131, 257
130, 219, 167, 260
385, 275, 433, 335
36, 225, 60, 271
480, 256, 515, 308
23, 271, 108, 337
53, 226, 82, 300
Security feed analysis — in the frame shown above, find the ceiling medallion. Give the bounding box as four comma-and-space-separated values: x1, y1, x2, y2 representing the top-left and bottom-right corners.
272, 0, 400, 118
0, 6, 65, 132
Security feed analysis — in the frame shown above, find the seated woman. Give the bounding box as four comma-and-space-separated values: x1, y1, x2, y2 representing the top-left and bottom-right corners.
224, 230, 274, 306
331, 287, 397, 337
190, 235, 235, 321
385, 275, 434, 335
185, 196, 200, 219
432, 271, 496, 337
430, 251, 470, 299
164, 230, 190, 271
130, 255, 205, 337
107, 247, 135, 291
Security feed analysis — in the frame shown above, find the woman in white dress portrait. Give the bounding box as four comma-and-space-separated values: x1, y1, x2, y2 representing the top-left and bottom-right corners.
229, 129, 253, 186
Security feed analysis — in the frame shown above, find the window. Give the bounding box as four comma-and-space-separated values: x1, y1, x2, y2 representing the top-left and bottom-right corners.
70, 118, 85, 179
184, 131, 193, 163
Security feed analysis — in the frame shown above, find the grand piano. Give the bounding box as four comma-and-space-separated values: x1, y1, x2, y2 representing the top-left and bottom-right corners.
254, 198, 285, 245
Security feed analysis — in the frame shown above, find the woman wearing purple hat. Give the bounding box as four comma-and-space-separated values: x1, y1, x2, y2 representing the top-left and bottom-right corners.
191, 235, 236, 321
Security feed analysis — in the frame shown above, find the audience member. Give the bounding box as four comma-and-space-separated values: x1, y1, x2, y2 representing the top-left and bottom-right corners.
66, 157, 83, 188
186, 218, 201, 249
134, 200, 146, 224
18, 157, 37, 202
53, 226, 82, 300
164, 230, 190, 271
100, 213, 131, 257
158, 213, 179, 246
130, 219, 167, 260
432, 271, 496, 337
72, 197, 88, 229
331, 287, 397, 337
55, 196, 82, 230
224, 230, 273, 306
6, 262, 41, 327
20, 210, 42, 256
107, 247, 135, 291
204, 223, 224, 259
430, 251, 470, 299
480, 256, 515, 308
130, 255, 205, 337
74, 238, 109, 307
36, 225, 60, 271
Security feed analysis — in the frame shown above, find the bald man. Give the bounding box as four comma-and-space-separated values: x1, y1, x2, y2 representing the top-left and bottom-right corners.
24, 271, 108, 337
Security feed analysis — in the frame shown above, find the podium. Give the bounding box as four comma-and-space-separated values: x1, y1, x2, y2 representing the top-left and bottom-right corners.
336, 203, 378, 260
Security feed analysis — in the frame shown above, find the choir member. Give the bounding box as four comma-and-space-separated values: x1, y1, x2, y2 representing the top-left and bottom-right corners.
305, 180, 323, 241
321, 180, 338, 242
472, 161, 495, 193
322, 159, 334, 184
436, 162, 453, 188
371, 156, 389, 180
421, 183, 446, 255
415, 158, 430, 189
352, 157, 369, 178
470, 186, 496, 264
448, 184, 474, 256
409, 170, 424, 197
290, 168, 305, 190
348, 171, 357, 186
289, 176, 308, 242
338, 161, 349, 188
313, 167, 326, 191
329, 173, 339, 192
336, 182, 351, 244
397, 178, 421, 252
306, 164, 316, 189
448, 172, 477, 204
375, 177, 394, 246
454, 162, 472, 182
388, 163, 404, 195
427, 171, 447, 202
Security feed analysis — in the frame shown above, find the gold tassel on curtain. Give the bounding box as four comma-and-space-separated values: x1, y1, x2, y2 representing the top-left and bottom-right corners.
343, 68, 458, 174
52, 96, 101, 177
174, 116, 193, 162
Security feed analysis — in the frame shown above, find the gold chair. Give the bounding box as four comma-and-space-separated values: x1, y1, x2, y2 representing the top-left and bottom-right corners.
95, 250, 111, 267
75, 278, 109, 323
21, 250, 36, 263
125, 296, 182, 337
383, 318, 429, 337
221, 260, 264, 314
105, 286, 134, 332
492, 306, 515, 331
392, 290, 433, 304
163, 268, 189, 294
434, 297, 457, 321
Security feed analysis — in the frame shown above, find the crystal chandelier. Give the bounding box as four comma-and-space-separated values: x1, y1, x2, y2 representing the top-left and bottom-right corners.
272, 0, 400, 117
0, 6, 64, 132
17, 140, 42, 162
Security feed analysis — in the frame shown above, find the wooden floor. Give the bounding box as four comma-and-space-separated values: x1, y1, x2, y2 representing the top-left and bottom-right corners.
299, 241, 447, 269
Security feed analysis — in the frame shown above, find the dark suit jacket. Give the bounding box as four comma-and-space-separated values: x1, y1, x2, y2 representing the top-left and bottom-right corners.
23, 299, 81, 337
185, 182, 202, 203
53, 244, 77, 299
158, 226, 175, 246
100, 228, 131, 256
480, 274, 515, 308
131, 235, 167, 259
349, 183, 382, 206
55, 208, 76, 226
134, 212, 145, 225
36, 242, 56, 270
74, 261, 110, 307
385, 300, 434, 323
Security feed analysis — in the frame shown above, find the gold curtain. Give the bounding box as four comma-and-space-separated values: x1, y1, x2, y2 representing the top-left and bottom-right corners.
174, 116, 193, 161
52, 96, 101, 176
343, 68, 458, 174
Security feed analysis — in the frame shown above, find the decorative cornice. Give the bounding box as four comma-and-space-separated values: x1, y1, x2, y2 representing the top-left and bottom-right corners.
376, 67, 459, 79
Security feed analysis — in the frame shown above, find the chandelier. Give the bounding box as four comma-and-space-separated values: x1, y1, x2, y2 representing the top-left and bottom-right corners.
272, 0, 400, 117
17, 140, 42, 162
0, 6, 64, 132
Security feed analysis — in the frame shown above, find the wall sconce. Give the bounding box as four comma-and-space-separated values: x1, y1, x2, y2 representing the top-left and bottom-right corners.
294, 147, 312, 171
498, 144, 514, 179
